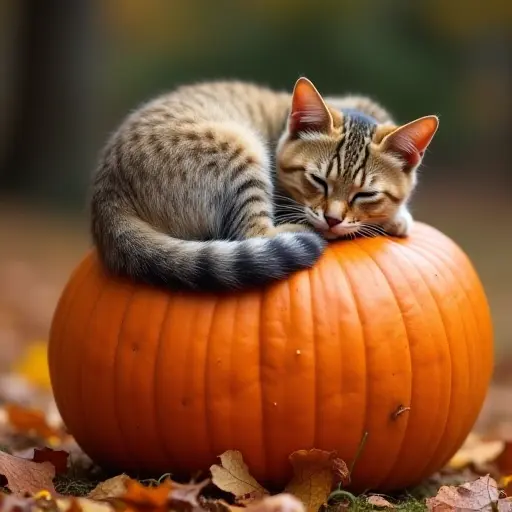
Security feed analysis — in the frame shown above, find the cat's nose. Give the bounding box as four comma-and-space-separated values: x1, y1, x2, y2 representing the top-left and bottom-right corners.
324, 215, 342, 228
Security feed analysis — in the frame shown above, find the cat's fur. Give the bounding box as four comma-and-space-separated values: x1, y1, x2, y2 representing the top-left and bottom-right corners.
90, 78, 438, 290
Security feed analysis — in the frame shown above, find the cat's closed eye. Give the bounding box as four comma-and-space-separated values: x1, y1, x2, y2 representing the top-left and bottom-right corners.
352, 191, 379, 201
308, 174, 328, 195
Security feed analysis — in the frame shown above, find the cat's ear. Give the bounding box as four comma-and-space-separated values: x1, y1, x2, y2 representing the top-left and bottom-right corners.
382, 115, 439, 170
289, 77, 333, 137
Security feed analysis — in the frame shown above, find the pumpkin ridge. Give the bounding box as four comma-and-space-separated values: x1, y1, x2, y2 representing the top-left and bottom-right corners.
403, 240, 479, 472
113, 286, 138, 465
307, 260, 319, 450
204, 298, 219, 465
152, 293, 174, 464
389, 241, 459, 477
352, 239, 414, 489
49, 256, 96, 421
257, 292, 268, 478
77, 280, 108, 457
333, 248, 369, 482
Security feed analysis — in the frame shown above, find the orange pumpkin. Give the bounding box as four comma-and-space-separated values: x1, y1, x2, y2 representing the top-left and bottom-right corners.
48, 222, 493, 491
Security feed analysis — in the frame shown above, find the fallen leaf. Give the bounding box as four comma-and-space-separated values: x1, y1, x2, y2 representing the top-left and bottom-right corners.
169, 480, 209, 510
426, 475, 499, 511
284, 449, 348, 512
4, 403, 62, 442
87, 474, 131, 501
201, 494, 304, 512
448, 433, 505, 471
0, 449, 58, 496
210, 450, 268, 504
57, 497, 115, 512
13, 341, 52, 390
32, 448, 69, 475
245, 494, 305, 512
367, 495, 395, 508
497, 443, 512, 476
119, 479, 172, 512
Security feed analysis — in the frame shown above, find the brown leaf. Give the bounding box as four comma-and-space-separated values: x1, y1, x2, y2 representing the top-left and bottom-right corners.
284, 449, 348, 512
448, 433, 505, 471
426, 475, 499, 511
119, 479, 172, 512
201, 494, 304, 512
57, 497, 115, 512
168, 480, 209, 510
367, 495, 395, 508
497, 443, 512, 476
4, 403, 62, 442
0, 450, 58, 496
87, 474, 131, 501
245, 494, 305, 512
32, 448, 69, 475
210, 450, 268, 504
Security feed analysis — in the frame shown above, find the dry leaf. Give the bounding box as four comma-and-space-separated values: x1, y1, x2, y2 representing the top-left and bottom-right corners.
245, 494, 305, 512
201, 494, 304, 512
210, 450, 268, 504
284, 449, 349, 512
497, 443, 512, 476
32, 448, 69, 475
5, 403, 62, 441
119, 479, 173, 512
87, 474, 131, 500
448, 433, 505, 470
0, 450, 58, 496
367, 495, 395, 508
169, 480, 209, 510
426, 475, 499, 511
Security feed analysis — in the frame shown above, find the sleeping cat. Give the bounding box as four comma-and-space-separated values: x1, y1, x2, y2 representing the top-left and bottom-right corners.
90, 77, 438, 290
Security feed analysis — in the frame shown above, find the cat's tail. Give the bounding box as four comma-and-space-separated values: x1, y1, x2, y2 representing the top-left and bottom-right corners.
92, 210, 326, 291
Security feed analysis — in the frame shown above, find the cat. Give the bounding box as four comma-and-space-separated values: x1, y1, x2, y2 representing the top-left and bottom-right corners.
90, 77, 438, 291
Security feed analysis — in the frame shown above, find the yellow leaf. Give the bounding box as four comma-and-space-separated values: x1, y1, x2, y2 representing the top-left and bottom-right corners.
87, 474, 131, 500
210, 450, 268, 504
284, 449, 349, 512
13, 341, 51, 389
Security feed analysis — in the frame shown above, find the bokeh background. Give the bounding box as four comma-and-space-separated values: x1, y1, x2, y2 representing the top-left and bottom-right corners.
0, 1, 510, 424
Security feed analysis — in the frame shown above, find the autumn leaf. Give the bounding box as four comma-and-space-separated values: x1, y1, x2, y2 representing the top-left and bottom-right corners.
201, 494, 304, 512
4, 403, 63, 442
426, 474, 500, 511
31, 447, 69, 475
0, 449, 58, 496
496, 442, 512, 476
168, 480, 209, 510
210, 450, 268, 504
119, 479, 173, 512
87, 474, 131, 501
367, 495, 395, 508
245, 494, 305, 512
12, 341, 52, 390
448, 433, 505, 471
284, 450, 349, 512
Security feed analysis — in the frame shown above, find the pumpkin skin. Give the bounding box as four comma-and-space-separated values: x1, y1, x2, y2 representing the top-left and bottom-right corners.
48, 222, 493, 492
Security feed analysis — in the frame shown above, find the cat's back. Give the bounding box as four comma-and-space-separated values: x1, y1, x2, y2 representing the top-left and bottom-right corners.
129, 81, 288, 127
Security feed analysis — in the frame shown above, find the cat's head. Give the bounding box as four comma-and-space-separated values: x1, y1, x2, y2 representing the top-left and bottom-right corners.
276, 77, 438, 239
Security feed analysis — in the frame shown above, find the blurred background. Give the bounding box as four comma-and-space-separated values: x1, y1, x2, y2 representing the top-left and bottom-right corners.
0, 1, 510, 424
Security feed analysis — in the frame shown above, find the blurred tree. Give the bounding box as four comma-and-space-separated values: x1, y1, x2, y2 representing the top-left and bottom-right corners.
0, 0, 100, 209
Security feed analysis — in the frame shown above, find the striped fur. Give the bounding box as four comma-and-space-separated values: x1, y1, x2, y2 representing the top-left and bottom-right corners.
90, 78, 438, 290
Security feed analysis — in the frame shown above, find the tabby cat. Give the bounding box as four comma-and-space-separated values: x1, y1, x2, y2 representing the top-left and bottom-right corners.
90, 77, 438, 290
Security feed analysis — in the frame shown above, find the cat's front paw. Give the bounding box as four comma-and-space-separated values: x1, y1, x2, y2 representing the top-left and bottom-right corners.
382, 209, 413, 238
